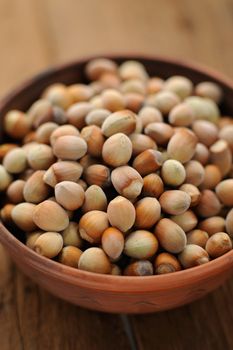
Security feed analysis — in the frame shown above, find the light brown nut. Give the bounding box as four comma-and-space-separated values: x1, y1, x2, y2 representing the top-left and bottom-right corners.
186, 230, 209, 248
101, 110, 137, 137
101, 89, 125, 112
43, 83, 73, 110
107, 196, 136, 232
210, 140, 232, 177
35, 122, 58, 144
192, 120, 218, 147
4, 110, 31, 139
154, 218, 187, 253
102, 133, 132, 167
111, 166, 143, 199
55, 181, 85, 210
154, 253, 181, 274
43, 161, 83, 187
138, 106, 163, 127
50, 124, 80, 146
34, 232, 63, 258
129, 134, 156, 156
58, 246, 82, 268
145, 122, 174, 145
184, 160, 205, 187
62, 222, 82, 247
81, 125, 105, 158
84, 164, 110, 187
178, 244, 209, 268
168, 102, 194, 126
185, 96, 220, 124
159, 190, 191, 215
195, 81, 223, 104
200, 165, 222, 190
66, 102, 93, 129
82, 185, 107, 213
3, 148, 27, 174
7, 180, 25, 204
161, 159, 186, 186
119, 60, 148, 81
146, 91, 180, 114
167, 128, 197, 163
12, 203, 37, 231
193, 143, 209, 165
85, 58, 117, 81
132, 149, 163, 176
124, 260, 153, 276
85, 108, 111, 127
53, 135, 87, 160
198, 216, 226, 236
205, 232, 232, 258
23, 170, 50, 203
68, 84, 94, 103
134, 197, 161, 229
27, 144, 55, 170
101, 227, 124, 260
179, 184, 201, 207
196, 190, 222, 218
164, 76, 193, 99
142, 174, 164, 198
79, 210, 109, 243
226, 209, 233, 237
33, 200, 69, 231
124, 230, 158, 259
171, 210, 198, 232
215, 179, 233, 206
78, 247, 111, 274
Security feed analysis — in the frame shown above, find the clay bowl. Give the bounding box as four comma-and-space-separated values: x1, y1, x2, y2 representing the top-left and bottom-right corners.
0, 55, 233, 314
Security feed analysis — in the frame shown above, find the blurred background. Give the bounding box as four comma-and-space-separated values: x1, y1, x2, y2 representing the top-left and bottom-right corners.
1, 0, 233, 96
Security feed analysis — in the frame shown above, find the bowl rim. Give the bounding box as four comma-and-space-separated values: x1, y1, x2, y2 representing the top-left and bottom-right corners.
1, 53, 233, 292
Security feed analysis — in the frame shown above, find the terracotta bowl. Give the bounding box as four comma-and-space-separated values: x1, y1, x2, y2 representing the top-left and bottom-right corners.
0, 55, 233, 314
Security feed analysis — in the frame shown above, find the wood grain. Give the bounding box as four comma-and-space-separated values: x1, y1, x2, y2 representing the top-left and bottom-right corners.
0, 0, 233, 349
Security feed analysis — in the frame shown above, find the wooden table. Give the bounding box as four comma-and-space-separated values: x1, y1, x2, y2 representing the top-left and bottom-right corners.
0, 1, 233, 349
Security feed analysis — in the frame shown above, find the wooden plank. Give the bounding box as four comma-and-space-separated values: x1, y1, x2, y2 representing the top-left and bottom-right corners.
131, 280, 233, 350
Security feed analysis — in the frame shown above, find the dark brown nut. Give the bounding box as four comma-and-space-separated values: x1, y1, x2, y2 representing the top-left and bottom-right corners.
154, 253, 181, 274
132, 149, 163, 176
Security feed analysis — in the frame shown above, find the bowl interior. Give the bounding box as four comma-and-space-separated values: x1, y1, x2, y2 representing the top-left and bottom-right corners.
0, 54, 233, 287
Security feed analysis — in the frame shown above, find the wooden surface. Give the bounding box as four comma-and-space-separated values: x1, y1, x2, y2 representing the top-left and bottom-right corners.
0, 0, 233, 349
